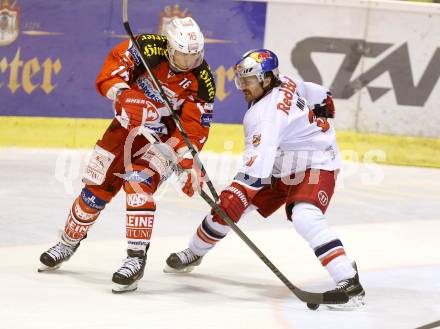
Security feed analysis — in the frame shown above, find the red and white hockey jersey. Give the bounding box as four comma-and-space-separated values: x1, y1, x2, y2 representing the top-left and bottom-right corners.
95, 34, 215, 151
235, 75, 341, 189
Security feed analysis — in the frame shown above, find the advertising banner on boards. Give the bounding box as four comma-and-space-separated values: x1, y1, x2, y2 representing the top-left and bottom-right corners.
265, 0, 440, 137
1, 0, 439, 137
0, 0, 266, 123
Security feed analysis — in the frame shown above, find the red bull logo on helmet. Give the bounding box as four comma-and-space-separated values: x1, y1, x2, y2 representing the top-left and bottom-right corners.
249, 51, 271, 63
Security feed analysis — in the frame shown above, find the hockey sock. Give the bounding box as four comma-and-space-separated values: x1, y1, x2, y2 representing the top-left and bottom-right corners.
189, 214, 230, 256
322, 251, 356, 283
291, 202, 356, 283
63, 187, 106, 245
126, 193, 156, 252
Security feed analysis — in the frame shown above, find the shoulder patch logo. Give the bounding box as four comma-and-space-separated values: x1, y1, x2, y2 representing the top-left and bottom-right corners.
197, 102, 213, 127
252, 134, 261, 147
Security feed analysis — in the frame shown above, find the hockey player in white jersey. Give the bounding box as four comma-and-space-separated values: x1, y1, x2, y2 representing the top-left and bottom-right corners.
165, 49, 365, 309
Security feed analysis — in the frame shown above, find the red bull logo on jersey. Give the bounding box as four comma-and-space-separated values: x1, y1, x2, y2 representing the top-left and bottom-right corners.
277, 76, 297, 115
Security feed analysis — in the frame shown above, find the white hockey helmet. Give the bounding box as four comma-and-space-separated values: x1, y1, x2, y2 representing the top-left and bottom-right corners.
164, 17, 204, 72
234, 49, 279, 90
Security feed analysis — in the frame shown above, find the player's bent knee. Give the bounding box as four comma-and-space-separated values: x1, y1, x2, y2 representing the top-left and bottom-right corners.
291, 202, 337, 249
123, 174, 158, 195
79, 187, 108, 212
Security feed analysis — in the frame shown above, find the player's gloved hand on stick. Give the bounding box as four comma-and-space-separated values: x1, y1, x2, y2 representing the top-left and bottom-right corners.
212, 182, 249, 224
312, 94, 335, 119
114, 89, 162, 129
176, 148, 204, 197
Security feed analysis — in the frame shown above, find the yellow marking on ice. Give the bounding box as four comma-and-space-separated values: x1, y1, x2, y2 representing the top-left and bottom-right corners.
0, 116, 439, 168
0, 116, 109, 148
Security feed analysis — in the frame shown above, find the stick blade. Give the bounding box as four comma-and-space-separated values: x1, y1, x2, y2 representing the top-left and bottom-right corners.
323, 290, 350, 304
295, 288, 349, 305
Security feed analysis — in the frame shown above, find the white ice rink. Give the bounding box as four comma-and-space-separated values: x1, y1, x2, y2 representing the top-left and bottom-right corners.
0, 148, 439, 329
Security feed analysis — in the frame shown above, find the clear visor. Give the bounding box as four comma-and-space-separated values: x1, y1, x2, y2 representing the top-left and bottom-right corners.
172, 50, 203, 72
234, 75, 260, 90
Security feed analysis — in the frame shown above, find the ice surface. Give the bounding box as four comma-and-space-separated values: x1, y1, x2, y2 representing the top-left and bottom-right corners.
0, 148, 439, 329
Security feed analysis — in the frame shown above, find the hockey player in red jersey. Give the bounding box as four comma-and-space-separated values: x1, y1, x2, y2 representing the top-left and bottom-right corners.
165, 49, 365, 309
38, 17, 216, 293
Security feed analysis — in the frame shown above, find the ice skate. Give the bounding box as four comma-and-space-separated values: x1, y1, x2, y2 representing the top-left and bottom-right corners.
164, 248, 203, 273
112, 248, 148, 293
325, 262, 365, 310
38, 233, 83, 272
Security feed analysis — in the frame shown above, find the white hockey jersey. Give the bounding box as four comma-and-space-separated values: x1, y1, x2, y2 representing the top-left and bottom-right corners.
235, 75, 341, 189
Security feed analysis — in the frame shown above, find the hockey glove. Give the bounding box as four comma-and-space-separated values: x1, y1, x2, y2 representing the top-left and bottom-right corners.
212, 182, 249, 224
312, 93, 335, 119
114, 89, 163, 129
176, 149, 204, 197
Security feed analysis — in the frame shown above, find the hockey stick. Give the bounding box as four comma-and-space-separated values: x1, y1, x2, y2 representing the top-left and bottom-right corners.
414, 321, 440, 329
199, 190, 349, 305
121, 0, 348, 306
140, 128, 348, 306
122, 0, 218, 201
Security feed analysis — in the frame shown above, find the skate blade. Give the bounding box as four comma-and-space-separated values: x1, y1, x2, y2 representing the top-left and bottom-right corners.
326, 294, 366, 311
112, 282, 138, 294
163, 264, 195, 273
37, 263, 61, 272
